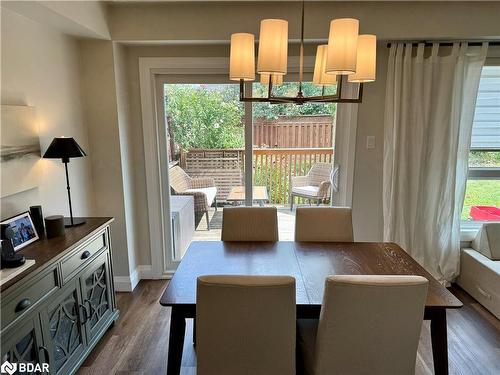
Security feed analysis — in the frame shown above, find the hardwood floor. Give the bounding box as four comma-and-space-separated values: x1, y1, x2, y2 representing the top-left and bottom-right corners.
77, 281, 499, 375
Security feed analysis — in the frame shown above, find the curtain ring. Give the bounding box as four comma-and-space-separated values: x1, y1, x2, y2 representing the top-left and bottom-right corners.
431, 43, 439, 57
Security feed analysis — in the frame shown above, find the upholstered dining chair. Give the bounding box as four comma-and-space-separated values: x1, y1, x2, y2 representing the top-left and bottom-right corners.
294, 207, 354, 242
221, 206, 279, 241
297, 275, 428, 375
196, 275, 296, 375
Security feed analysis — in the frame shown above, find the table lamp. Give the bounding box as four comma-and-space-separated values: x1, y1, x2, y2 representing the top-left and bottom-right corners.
43, 137, 87, 227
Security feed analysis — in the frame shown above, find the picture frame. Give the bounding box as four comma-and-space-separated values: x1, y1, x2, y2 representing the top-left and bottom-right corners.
1, 211, 39, 251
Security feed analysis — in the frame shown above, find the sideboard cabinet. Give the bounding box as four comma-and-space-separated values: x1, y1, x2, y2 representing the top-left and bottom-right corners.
0, 218, 118, 375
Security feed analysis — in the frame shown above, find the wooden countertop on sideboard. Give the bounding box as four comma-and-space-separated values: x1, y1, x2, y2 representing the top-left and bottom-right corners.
1, 217, 114, 292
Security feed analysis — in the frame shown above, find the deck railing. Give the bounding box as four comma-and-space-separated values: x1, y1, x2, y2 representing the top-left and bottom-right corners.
253, 148, 334, 204
180, 147, 334, 204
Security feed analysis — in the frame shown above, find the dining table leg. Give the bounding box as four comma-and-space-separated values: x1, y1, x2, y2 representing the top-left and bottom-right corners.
430, 309, 449, 375
167, 306, 186, 375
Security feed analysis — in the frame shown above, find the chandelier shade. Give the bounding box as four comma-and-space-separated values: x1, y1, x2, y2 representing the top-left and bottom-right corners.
326, 18, 359, 74
257, 19, 288, 75
229, 33, 256, 81
313, 45, 337, 86
260, 74, 284, 85
228, 1, 375, 104
348, 34, 377, 83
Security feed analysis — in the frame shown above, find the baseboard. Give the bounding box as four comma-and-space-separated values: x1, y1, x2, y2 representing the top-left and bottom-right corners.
138, 264, 153, 279
114, 275, 134, 292
113, 265, 154, 292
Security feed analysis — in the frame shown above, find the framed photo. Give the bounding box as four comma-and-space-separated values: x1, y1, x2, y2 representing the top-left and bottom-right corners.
1, 211, 39, 251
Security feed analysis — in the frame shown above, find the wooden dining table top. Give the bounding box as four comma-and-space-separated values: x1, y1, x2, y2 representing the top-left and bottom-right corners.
160, 241, 462, 310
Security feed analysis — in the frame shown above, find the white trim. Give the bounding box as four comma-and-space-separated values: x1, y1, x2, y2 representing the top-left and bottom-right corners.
460, 228, 479, 242
113, 268, 139, 292
137, 265, 154, 279
112, 265, 157, 292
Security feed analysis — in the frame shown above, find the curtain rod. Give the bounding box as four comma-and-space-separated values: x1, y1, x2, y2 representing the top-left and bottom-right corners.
386, 40, 500, 48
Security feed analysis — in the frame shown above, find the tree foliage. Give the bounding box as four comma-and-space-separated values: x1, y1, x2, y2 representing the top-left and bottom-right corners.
165, 85, 244, 150
164, 83, 336, 150
252, 82, 337, 120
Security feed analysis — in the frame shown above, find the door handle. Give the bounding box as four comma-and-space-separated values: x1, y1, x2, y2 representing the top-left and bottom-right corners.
39, 345, 50, 363
15, 298, 31, 312
81, 250, 91, 260
79, 303, 90, 324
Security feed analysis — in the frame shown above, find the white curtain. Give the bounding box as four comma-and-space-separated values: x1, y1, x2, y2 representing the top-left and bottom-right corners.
383, 42, 488, 283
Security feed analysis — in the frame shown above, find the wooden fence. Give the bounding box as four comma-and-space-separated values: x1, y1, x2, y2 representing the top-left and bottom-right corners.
253, 115, 334, 148
181, 149, 243, 201
180, 147, 334, 204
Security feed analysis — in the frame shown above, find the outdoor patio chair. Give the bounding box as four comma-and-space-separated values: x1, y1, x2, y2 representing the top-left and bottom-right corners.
290, 163, 337, 210
169, 165, 217, 230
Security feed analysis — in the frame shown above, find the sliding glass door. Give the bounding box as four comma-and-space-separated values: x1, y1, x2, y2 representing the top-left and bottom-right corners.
156, 74, 339, 269
157, 76, 247, 270
251, 81, 337, 240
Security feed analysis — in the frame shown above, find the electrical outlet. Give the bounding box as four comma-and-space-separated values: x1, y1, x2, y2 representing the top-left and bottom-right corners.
366, 136, 376, 149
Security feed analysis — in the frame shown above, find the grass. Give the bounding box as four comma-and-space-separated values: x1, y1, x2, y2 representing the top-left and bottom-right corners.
461, 180, 500, 220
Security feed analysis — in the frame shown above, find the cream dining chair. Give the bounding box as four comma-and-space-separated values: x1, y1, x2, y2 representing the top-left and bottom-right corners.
221, 206, 279, 241
297, 275, 429, 375
294, 207, 354, 242
196, 275, 296, 375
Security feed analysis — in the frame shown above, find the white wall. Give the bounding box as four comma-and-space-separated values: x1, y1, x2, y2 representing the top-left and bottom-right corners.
1, 8, 95, 219
112, 42, 139, 278
78, 39, 137, 287
2, 0, 110, 39
108, 1, 500, 42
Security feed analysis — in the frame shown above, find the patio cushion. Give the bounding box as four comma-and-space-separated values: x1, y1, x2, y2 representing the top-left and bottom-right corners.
292, 186, 319, 197
186, 187, 217, 207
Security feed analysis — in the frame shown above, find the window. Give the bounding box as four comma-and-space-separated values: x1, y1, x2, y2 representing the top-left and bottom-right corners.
462, 65, 500, 225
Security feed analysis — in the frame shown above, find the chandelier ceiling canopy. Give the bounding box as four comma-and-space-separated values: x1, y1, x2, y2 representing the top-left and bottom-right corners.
229, 1, 376, 104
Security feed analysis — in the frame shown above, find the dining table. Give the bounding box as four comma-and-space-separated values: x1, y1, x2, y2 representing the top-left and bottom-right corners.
160, 241, 462, 375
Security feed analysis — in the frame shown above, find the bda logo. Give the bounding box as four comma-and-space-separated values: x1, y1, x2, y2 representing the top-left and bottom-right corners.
0, 361, 17, 375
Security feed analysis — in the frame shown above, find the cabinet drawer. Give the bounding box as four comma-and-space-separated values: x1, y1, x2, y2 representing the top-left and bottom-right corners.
61, 231, 107, 282
1, 268, 58, 330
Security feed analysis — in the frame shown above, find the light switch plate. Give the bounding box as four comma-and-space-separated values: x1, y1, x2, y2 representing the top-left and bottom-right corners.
366, 136, 375, 149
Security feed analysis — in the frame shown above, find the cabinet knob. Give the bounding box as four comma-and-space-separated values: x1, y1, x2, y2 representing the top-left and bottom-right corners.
15, 298, 31, 312
81, 250, 91, 260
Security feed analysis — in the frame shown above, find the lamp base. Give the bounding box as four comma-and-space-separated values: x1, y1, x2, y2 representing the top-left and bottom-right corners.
64, 218, 86, 228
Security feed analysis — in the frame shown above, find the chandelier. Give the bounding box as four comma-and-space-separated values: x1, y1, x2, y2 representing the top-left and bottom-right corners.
229, 1, 376, 104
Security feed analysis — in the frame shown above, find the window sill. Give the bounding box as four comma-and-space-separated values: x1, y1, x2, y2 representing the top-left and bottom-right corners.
460, 221, 482, 242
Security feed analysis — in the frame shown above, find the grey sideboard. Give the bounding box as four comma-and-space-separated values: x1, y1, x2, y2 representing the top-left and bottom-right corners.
0, 217, 119, 375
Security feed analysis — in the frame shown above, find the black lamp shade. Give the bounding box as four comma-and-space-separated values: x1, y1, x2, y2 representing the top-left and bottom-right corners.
43, 137, 86, 160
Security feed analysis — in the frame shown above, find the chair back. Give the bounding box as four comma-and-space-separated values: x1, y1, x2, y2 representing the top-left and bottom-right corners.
295, 207, 353, 242
307, 163, 333, 187
169, 166, 190, 192
314, 275, 428, 375
222, 207, 279, 241
196, 275, 296, 375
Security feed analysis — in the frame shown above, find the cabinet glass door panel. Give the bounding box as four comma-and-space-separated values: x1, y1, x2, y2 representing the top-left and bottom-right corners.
81, 251, 113, 344
1, 316, 45, 375
43, 279, 85, 374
